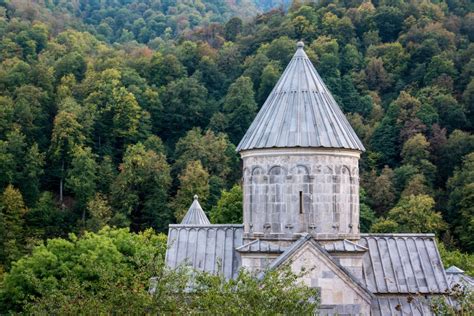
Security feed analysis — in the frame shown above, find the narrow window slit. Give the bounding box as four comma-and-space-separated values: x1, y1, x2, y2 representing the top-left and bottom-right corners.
299, 191, 303, 214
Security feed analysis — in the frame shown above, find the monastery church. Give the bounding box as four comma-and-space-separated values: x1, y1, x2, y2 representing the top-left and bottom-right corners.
165, 42, 461, 315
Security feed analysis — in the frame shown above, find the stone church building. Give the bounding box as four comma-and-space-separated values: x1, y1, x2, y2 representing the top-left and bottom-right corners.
165, 42, 457, 315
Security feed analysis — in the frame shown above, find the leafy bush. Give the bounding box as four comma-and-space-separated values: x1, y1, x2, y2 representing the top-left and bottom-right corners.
0, 227, 319, 314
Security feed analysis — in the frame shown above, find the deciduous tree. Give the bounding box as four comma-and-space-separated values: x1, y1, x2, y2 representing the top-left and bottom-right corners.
111, 143, 171, 232
210, 185, 243, 224
172, 160, 210, 222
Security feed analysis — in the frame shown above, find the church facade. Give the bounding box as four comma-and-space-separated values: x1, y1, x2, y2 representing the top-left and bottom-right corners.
165, 42, 454, 315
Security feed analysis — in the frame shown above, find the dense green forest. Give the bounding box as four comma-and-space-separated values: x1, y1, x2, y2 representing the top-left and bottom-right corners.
4, 0, 290, 44
0, 0, 473, 287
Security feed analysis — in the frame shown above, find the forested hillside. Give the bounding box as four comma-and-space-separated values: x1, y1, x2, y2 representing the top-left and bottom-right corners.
4, 0, 286, 44
0, 0, 473, 278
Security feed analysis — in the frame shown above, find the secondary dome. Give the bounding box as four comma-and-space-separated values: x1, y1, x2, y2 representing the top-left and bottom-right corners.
237, 42, 365, 152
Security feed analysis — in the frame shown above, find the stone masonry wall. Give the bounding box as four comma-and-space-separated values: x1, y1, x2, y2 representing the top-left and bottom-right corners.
288, 243, 371, 315
241, 148, 360, 241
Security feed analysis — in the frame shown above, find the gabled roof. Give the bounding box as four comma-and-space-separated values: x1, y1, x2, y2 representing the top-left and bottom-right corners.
236, 239, 287, 253
181, 195, 210, 225
324, 239, 368, 253
360, 234, 450, 294
263, 234, 373, 300
237, 41, 365, 152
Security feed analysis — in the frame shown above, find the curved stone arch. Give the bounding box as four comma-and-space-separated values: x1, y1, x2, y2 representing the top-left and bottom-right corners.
341, 165, 352, 177
268, 165, 288, 176
251, 165, 265, 176
290, 164, 310, 175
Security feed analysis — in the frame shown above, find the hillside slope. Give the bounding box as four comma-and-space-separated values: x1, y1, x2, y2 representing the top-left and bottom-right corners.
0, 0, 472, 275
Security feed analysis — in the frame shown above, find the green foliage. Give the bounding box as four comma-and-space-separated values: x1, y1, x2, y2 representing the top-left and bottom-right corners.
0, 0, 471, 279
257, 62, 280, 105
210, 185, 243, 224
370, 113, 400, 167
223, 76, 257, 144
224, 17, 243, 42
65, 146, 97, 211
0, 227, 167, 313
371, 195, 446, 234
176, 266, 319, 315
85, 194, 113, 233
0, 228, 318, 314
25, 192, 65, 241
0, 128, 44, 204
447, 153, 474, 252
172, 160, 210, 222
111, 143, 171, 232
364, 166, 396, 215
359, 188, 376, 233
0, 185, 28, 268
437, 241, 474, 277
431, 286, 474, 316
173, 128, 238, 184
24, 265, 319, 315
159, 77, 209, 143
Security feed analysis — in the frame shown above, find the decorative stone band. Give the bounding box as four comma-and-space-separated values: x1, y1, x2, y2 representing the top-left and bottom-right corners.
239, 147, 362, 159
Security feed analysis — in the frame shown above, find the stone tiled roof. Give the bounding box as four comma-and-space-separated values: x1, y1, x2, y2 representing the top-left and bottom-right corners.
371, 296, 440, 316
237, 41, 365, 152
323, 239, 368, 253
360, 234, 450, 294
236, 239, 287, 253
165, 224, 243, 280
180, 195, 210, 225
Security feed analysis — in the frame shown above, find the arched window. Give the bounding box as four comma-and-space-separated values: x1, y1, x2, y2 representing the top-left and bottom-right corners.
268, 166, 286, 233
290, 165, 312, 232
250, 166, 265, 231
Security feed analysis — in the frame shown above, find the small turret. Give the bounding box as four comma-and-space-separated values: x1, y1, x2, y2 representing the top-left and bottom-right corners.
181, 195, 210, 225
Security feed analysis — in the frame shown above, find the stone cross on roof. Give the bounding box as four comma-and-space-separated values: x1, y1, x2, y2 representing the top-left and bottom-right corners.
237, 41, 365, 152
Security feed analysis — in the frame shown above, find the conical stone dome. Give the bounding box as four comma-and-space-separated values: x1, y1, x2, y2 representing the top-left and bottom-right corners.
237, 41, 365, 152
181, 195, 210, 225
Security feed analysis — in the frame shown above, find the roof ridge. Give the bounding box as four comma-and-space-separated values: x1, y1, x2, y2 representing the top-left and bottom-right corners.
324, 239, 368, 252
361, 233, 436, 237
236, 239, 287, 253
